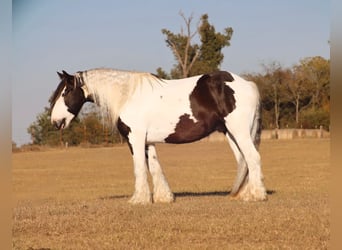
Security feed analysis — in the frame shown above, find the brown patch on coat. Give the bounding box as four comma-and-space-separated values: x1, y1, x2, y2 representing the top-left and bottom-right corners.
117, 118, 133, 154
165, 71, 236, 144
190, 71, 235, 120
165, 114, 209, 143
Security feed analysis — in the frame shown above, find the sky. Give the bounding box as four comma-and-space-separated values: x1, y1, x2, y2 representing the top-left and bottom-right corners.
12, 0, 330, 146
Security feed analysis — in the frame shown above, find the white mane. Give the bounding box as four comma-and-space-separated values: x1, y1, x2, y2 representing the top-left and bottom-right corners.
78, 68, 161, 125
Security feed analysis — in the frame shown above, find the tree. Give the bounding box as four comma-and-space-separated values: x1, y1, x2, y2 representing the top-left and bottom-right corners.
295, 57, 330, 129
159, 12, 233, 78
190, 14, 233, 75
155, 67, 170, 80
285, 65, 312, 126
246, 57, 330, 130
296, 56, 330, 111
27, 107, 83, 146
261, 62, 289, 130
28, 107, 58, 145
245, 65, 291, 130
161, 11, 200, 79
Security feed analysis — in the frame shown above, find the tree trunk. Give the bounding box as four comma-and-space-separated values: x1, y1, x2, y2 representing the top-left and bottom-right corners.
295, 94, 300, 127
273, 84, 280, 129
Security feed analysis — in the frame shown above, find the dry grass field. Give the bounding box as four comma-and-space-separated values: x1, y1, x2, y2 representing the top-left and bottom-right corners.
12, 139, 330, 249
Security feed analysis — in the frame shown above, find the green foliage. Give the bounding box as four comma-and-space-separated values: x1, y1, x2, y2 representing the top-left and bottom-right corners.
27, 107, 123, 146
190, 14, 233, 75
158, 13, 233, 78
155, 67, 170, 80
27, 107, 61, 146
301, 108, 330, 130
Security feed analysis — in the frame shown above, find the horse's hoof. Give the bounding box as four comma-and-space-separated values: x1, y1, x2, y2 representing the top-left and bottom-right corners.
153, 192, 175, 203
128, 194, 152, 205
230, 186, 267, 202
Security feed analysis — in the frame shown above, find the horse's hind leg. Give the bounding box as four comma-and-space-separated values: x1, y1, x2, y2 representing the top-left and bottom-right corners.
225, 123, 267, 201
225, 134, 248, 196
146, 144, 174, 203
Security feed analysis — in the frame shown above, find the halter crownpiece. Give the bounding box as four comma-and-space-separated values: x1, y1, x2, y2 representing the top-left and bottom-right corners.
75, 72, 92, 102
74, 72, 83, 88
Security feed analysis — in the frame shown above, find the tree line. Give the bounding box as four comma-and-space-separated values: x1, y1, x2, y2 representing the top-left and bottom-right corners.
27, 106, 123, 147
245, 56, 329, 130
25, 12, 329, 147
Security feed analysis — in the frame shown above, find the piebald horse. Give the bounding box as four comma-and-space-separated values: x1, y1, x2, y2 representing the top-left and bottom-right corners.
49, 68, 267, 204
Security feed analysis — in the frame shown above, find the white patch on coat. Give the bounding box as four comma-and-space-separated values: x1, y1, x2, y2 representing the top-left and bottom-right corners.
119, 75, 202, 143
50, 87, 75, 128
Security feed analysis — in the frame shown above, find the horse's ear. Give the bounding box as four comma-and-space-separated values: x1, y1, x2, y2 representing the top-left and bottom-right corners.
57, 71, 64, 79
57, 70, 72, 79
62, 70, 72, 78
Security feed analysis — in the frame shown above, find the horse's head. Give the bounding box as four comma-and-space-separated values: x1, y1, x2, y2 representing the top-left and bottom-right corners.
49, 70, 92, 129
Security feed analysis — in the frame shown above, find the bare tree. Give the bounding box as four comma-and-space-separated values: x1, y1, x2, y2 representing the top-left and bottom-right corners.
161, 11, 200, 78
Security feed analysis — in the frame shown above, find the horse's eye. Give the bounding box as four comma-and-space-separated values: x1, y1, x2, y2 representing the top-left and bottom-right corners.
62, 91, 67, 97
62, 88, 71, 97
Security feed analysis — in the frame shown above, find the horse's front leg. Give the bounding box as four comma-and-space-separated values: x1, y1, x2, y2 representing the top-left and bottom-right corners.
146, 144, 174, 203
128, 132, 152, 205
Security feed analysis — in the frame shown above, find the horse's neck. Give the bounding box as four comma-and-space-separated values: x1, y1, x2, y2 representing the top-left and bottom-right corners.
83, 69, 143, 124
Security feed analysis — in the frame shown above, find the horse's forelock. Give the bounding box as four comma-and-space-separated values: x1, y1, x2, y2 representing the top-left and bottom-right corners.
49, 79, 67, 108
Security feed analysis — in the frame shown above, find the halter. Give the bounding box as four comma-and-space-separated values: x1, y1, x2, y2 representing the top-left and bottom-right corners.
75, 72, 92, 102
74, 72, 82, 89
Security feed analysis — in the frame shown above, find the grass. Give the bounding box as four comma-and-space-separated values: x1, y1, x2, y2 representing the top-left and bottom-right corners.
12, 139, 330, 249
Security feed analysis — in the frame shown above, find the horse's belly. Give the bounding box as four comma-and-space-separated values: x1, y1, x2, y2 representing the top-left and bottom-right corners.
146, 112, 218, 144
145, 111, 192, 143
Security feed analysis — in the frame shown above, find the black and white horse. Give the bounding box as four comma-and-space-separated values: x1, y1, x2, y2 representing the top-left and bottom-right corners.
50, 68, 267, 204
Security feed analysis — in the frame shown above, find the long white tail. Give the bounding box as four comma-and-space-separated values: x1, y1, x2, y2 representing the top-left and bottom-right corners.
251, 101, 262, 149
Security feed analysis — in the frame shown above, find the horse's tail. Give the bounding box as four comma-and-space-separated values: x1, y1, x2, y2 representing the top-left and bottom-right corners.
251, 100, 262, 150
230, 94, 262, 196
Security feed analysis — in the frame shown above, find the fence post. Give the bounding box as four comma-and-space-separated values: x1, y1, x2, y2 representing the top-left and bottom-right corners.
319, 125, 323, 138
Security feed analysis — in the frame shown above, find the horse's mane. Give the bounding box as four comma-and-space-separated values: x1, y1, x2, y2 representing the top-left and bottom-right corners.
79, 68, 162, 125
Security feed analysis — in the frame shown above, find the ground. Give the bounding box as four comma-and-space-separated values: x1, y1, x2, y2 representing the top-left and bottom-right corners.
12, 139, 330, 249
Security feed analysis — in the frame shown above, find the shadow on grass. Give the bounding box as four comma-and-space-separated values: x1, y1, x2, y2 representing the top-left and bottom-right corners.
175, 191, 230, 197
99, 194, 130, 200
175, 189, 276, 198
99, 190, 276, 200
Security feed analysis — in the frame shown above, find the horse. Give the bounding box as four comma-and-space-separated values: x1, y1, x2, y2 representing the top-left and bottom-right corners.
49, 68, 267, 204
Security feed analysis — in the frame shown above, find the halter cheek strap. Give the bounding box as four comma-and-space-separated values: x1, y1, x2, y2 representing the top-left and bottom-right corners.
75, 72, 94, 103
74, 72, 81, 89
81, 85, 94, 102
